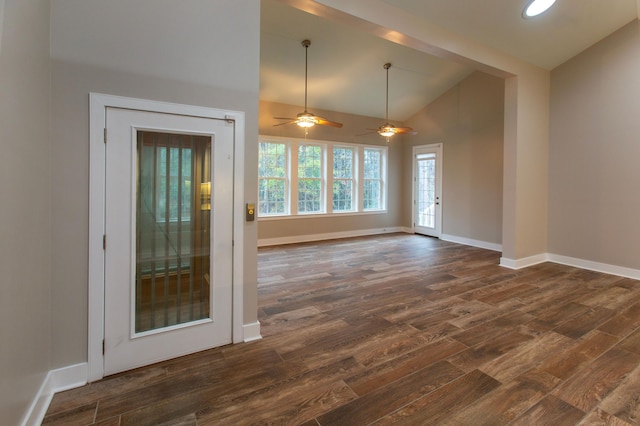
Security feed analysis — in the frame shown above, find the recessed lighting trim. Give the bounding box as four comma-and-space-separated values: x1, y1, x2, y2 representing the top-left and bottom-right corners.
523, 0, 556, 18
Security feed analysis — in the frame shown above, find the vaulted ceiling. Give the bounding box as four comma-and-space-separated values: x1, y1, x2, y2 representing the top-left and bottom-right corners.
260, 0, 639, 122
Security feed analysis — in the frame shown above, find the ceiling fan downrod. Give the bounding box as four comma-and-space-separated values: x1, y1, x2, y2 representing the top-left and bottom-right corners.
384, 62, 391, 123
302, 39, 311, 114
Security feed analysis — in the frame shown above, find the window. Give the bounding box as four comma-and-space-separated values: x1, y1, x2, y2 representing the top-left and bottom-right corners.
297, 144, 323, 213
258, 141, 287, 215
257, 136, 387, 218
332, 147, 355, 212
364, 148, 384, 211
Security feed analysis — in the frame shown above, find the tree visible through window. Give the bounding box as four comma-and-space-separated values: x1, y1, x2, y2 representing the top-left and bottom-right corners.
257, 137, 387, 217
298, 144, 322, 213
333, 147, 354, 212
364, 148, 383, 210
258, 142, 287, 215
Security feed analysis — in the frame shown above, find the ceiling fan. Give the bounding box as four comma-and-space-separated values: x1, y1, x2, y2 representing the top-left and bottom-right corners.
361, 62, 417, 142
273, 39, 343, 132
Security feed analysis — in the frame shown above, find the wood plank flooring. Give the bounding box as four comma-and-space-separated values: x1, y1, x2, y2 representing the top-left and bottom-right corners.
43, 234, 640, 425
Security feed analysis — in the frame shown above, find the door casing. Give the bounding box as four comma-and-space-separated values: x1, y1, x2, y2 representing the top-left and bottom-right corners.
88, 93, 246, 381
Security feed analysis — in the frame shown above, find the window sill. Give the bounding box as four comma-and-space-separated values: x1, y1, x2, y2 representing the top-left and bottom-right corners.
258, 210, 388, 221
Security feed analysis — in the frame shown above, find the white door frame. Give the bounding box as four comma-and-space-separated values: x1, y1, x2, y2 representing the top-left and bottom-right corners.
88, 93, 245, 382
412, 143, 443, 237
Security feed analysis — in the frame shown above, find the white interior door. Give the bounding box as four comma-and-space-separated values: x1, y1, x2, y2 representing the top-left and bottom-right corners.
413, 144, 443, 237
103, 107, 233, 375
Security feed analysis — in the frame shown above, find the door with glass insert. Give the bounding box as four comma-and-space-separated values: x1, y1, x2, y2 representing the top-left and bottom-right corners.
104, 108, 233, 375
414, 144, 442, 237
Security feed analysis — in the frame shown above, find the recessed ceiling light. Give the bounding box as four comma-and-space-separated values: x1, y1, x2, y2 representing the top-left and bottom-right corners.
523, 0, 556, 18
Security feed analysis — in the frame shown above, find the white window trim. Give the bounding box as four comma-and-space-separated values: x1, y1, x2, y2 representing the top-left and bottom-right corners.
258, 135, 388, 219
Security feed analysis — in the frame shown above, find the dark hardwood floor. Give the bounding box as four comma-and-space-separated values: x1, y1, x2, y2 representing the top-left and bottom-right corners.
44, 234, 640, 425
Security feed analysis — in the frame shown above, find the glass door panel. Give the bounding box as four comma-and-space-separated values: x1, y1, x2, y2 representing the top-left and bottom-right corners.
135, 131, 212, 334
417, 153, 436, 229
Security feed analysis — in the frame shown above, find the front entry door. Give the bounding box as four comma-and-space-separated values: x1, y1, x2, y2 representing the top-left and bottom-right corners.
413, 144, 442, 238
103, 108, 233, 375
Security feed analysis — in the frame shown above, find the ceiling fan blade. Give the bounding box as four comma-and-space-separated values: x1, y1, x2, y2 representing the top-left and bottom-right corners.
273, 120, 297, 127
273, 117, 296, 120
394, 127, 418, 135
356, 130, 378, 136
315, 116, 343, 128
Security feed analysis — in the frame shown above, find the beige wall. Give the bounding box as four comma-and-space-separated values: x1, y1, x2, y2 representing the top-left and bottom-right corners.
549, 20, 640, 270
503, 70, 551, 260
258, 100, 403, 241
403, 72, 505, 245
0, 0, 51, 423
49, 0, 260, 368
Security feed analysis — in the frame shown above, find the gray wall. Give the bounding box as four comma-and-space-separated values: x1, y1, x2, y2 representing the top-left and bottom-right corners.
403, 71, 505, 245
258, 100, 403, 241
49, 0, 260, 368
0, 0, 52, 423
549, 20, 640, 270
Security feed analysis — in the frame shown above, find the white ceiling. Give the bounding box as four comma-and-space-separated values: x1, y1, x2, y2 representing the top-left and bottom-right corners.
260, 0, 639, 122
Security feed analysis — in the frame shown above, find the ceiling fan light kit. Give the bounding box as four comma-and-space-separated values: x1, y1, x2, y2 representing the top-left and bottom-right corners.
378, 127, 396, 138
295, 112, 316, 128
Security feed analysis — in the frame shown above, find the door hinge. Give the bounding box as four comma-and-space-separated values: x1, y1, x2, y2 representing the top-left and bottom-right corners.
103, 234, 106, 250
103, 128, 107, 144
102, 339, 105, 355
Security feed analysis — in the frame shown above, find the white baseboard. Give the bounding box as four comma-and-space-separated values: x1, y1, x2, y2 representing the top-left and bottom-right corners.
258, 227, 405, 247
500, 252, 640, 280
500, 253, 548, 269
22, 323, 263, 426
22, 322, 262, 424
547, 253, 640, 280
243, 321, 262, 342
22, 363, 88, 426
440, 234, 502, 252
